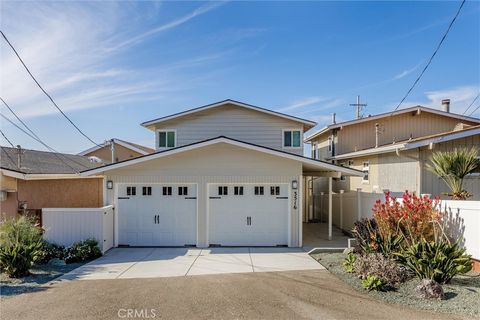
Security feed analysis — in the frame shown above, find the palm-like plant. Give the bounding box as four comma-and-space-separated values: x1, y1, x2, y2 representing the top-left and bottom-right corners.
426, 147, 480, 200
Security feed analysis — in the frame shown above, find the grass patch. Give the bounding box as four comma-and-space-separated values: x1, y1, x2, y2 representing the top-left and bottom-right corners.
1, 262, 84, 298
312, 252, 480, 318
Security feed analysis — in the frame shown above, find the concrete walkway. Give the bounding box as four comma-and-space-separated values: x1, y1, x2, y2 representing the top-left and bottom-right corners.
60, 247, 324, 280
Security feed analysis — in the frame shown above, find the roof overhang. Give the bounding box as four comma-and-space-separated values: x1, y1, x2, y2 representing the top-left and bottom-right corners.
1, 168, 102, 180
80, 136, 363, 177
141, 99, 317, 131
304, 126, 330, 143
329, 126, 480, 161
79, 139, 151, 156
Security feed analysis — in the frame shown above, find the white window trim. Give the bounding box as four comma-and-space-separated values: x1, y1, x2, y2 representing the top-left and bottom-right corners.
282, 128, 303, 149
156, 129, 177, 149
362, 161, 370, 184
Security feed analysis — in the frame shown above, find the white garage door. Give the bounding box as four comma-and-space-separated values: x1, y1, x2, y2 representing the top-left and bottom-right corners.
209, 184, 289, 246
118, 184, 197, 246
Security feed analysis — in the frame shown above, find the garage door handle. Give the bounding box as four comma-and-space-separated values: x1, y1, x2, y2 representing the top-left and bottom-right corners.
276, 197, 288, 199
185, 197, 197, 200
209, 196, 221, 199
118, 197, 130, 200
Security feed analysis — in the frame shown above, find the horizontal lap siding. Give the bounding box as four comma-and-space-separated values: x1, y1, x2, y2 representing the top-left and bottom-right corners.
153, 105, 304, 155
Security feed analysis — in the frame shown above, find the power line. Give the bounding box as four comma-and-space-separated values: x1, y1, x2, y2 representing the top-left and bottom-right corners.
0, 112, 83, 173
392, 0, 466, 112
0, 130, 19, 168
0, 30, 101, 147
468, 104, 480, 117
0, 129, 15, 148
463, 93, 479, 115
0, 97, 91, 169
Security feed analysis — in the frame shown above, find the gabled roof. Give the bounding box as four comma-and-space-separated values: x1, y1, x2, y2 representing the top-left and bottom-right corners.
305, 105, 480, 142
80, 136, 363, 177
329, 125, 480, 160
1, 146, 101, 175
79, 138, 154, 156
141, 99, 317, 130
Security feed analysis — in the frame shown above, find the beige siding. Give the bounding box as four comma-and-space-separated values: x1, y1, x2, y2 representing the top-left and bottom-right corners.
377, 150, 419, 193
151, 104, 304, 155
1, 174, 17, 191
421, 135, 480, 200
104, 143, 303, 247
334, 112, 476, 155
84, 144, 144, 162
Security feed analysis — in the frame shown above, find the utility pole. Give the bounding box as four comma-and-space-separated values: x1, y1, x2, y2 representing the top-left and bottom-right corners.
349, 95, 367, 119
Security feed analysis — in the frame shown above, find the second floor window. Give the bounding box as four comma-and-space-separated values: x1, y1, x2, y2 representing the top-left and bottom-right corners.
283, 130, 301, 148
362, 161, 369, 183
158, 130, 176, 148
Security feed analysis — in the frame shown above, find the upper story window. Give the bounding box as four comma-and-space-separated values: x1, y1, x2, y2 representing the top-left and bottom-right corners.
158, 130, 176, 148
328, 136, 332, 153
312, 143, 318, 159
283, 130, 301, 148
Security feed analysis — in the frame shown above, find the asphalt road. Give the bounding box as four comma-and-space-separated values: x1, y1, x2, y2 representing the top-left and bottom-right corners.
0, 270, 458, 320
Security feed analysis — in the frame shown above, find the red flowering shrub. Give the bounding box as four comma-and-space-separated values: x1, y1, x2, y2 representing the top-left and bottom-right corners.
372, 191, 441, 243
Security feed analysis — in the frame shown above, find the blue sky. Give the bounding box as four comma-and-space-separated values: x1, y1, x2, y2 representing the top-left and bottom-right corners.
1, 1, 479, 154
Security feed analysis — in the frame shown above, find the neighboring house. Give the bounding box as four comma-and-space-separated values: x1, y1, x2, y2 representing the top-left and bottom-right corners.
79, 138, 154, 163
0, 146, 104, 220
304, 100, 480, 199
80, 99, 362, 248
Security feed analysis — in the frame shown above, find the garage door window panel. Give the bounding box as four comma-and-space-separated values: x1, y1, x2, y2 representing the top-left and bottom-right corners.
163, 186, 172, 196
218, 186, 228, 196
178, 186, 188, 196
234, 186, 244, 195
142, 186, 152, 196
254, 186, 264, 195
127, 186, 136, 196
270, 186, 280, 196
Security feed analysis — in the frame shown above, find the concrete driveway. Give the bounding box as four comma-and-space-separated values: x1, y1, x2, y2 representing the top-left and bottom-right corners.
60, 247, 324, 280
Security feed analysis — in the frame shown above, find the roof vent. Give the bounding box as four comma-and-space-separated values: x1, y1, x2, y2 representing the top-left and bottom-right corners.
441, 99, 450, 113
332, 113, 336, 124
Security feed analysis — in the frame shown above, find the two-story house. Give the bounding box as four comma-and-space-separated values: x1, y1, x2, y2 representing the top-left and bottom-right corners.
304, 100, 480, 199
81, 100, 362, 248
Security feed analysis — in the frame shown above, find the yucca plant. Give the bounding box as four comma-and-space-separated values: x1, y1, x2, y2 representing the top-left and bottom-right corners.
426, 147, 480, 200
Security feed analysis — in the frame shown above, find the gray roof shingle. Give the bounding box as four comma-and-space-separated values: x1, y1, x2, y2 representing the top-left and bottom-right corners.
1, 146, 102, 174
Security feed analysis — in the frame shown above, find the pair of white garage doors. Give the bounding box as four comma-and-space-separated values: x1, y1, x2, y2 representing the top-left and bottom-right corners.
118, 183, 289, 247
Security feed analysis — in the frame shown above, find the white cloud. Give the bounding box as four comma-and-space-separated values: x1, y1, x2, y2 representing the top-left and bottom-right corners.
392, 61, 423, 80
277, 97, 328, 112
0, 2, 227, 120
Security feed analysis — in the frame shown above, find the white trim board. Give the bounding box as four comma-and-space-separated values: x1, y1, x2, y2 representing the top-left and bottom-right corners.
141, 99, 317, 129
80, 137, 364, 177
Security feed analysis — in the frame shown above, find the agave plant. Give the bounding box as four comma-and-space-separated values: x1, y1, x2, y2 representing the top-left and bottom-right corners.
426, 147, 480, 200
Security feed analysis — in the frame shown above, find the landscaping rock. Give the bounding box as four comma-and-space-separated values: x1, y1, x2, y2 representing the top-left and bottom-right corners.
47, 258, 66, 266
415, 279, 444, 300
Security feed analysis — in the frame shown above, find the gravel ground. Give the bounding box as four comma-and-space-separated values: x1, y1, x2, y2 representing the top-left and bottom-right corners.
312, 252, 480, 318
0, 262, 84, 298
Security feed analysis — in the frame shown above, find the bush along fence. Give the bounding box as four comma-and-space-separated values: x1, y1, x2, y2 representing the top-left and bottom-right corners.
344, 191, 473, 299
314, 190, 480, 262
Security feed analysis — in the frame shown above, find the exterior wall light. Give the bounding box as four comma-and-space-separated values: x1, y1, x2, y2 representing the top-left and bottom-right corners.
292, 180, 298, 190
106, 180, 113, 190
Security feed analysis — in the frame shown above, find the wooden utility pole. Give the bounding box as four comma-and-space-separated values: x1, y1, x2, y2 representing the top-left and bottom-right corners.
349, 95, 367, 119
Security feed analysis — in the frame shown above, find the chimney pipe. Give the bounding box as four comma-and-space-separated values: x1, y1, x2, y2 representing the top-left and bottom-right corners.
332, 113, 336, 124
441, 99, 450, 113
110, 139, 116, 163
16, 145, 22, 169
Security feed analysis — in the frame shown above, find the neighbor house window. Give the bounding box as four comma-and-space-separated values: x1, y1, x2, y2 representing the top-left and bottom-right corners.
162, 186, 172, 196
178, 186, 188, 195
234, 186, 244, 195
218, 186, 228, 196
283, 130, 301, 148
312, 143, 318, 159
254, 186, 264, 195
362, 161, 369, 183
328, 136, 332, 153
158, 130, 176, 148
270, 186, 280, 196
142, 186, 152, 196
127, 186, 136, 196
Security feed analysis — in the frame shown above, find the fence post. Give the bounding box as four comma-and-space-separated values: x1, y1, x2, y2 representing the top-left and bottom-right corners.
356, 188, 362, 221
320, 192, 324, 222
339, 190, 344, 230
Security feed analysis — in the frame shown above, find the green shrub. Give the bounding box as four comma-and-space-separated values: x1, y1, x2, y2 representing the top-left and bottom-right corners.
343, 252, 357, 273
64, 239, 102, 263
0, 216, 44, 277
395, 240, 472, 284
361, 275, 386, 291
38, 241, 65, 264
354, 253, 409, 287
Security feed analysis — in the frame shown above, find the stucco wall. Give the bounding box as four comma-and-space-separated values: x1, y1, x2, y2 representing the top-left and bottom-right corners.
104, 143, 303, 247
17, 178, 103, 209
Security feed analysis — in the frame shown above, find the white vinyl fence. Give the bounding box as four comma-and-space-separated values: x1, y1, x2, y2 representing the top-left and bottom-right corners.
42, 205, 114, 253
314, 191, 480, 260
